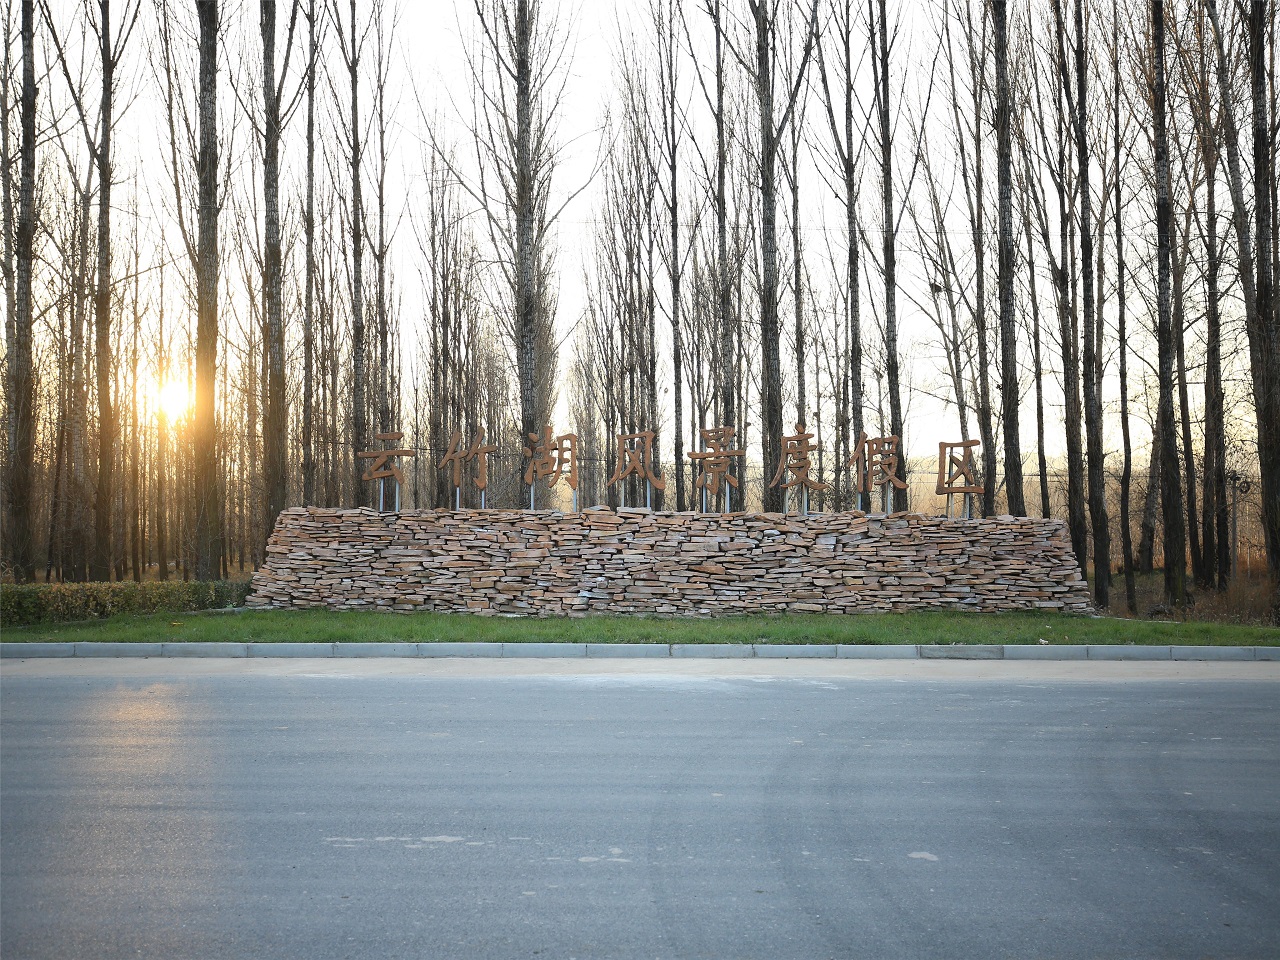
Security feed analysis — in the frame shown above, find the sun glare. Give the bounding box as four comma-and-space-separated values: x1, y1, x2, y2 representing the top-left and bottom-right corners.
156, 379, 192, 421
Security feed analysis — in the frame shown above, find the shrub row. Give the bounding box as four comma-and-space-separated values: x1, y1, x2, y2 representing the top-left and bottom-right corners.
0, 580, 250, 626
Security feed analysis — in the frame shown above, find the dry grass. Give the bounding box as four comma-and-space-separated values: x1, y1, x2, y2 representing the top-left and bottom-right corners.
1103, 570, 1277, 626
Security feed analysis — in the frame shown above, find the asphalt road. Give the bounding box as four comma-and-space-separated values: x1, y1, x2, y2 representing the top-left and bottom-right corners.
2, 662, 1278, 959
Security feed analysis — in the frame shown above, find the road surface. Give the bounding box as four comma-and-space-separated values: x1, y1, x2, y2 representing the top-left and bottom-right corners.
3, 659, 1278, 959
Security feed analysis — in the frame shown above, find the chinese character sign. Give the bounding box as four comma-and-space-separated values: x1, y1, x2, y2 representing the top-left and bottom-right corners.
358, 431, 416, 512
769, 422, 829, 513
438, 428, 497, 508
688, 426, 745, 508
849, 431, 906, 511
936, 439, 980, 517
608, 430, 665, 507
523, 427, 579, 510
336, 418, 975, 516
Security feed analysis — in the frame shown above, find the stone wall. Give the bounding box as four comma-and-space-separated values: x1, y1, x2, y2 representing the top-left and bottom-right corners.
247, 508, 1093, 616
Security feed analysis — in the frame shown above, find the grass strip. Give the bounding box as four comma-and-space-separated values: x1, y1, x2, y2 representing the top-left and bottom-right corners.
2, 609, 1276, 646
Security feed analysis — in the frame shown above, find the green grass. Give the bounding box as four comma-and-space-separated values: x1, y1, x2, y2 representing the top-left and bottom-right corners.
3, 609, 1277, 646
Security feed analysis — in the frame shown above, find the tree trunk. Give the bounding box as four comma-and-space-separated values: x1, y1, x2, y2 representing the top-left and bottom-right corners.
90, 0, 116, 581
1173, 225, 1202, 585
751, 0, 784, 513
1050, 0, 1088, 574
660, 0, 685, 511
346, 0, 367, 507
194, 0, 221, 580
994, 0, 1024, 516
302, 0, 316, 506
262, 0, 288, 547
1151, 0, 1187, 607
1207, 0, 1279, 612
872, 0, 905, 511
1114, 0, 1136, 611
156, 269, 169, 581
791, 120, 805, 431
1074, 0, 1109, 606
130, 241, 141, 582
1138, 420, 1160, 575
712, 0, 735, 509
7, 0, 36, 582
1247, 0, 1280, 611
513, 0, 538, 505
1201, 137, 1228, 590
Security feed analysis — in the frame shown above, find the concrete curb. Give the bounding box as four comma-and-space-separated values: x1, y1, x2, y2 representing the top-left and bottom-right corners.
919, 644, 1004, 660
837, 644, 918, 659
501, 642, 586, 658
162, 641, 246, 658
586, 643, 670, 658
754, 643, 836, 658
1005, 644, 1089, 660
419, 642, 504, 658
1087, 645, 1173, 660
1, 642, 1275, 661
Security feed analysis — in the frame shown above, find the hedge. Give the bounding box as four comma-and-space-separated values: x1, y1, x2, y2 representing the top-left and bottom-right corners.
0, 580, 251, 627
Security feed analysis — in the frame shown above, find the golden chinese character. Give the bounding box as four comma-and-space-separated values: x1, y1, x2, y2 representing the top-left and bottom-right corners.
523, 427, 579, 491
608, 430, 666, 491
935, 440, 981, 496
439, 428, 498, 491
688, 426, 745, 498
769, 422, 829, 493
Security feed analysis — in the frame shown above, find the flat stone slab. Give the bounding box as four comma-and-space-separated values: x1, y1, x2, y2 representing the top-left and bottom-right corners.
753, 644, 836, 658
1087, 645, 1172, 660
1170, 645, 1256, 661
333, 642, 418, 657
162, 642, 247, 658
672, 643, 753, 658
586, 643, 670, 658
247, 642, 334, 657
501, 643, 587, 658
0, 642, 73, 658
74, 642, 163, 657
418, 642, 504, 657
920, 644, 1004, 660
837, 644, 918, 659
1005, 644, 1089, 660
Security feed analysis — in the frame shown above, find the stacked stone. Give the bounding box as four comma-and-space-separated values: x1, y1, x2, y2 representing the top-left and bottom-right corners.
246, 507, 1093, 616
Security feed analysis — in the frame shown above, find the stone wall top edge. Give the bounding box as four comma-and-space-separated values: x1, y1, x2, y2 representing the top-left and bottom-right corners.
278, 506, 1064, 527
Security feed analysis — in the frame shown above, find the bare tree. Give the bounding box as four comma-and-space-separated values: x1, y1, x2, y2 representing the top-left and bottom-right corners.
301, 0, 319, 505
261, 0, 300, 545
734, 0, 816, 511
1151, 0, 1187, 607
814, 0, 864, 509
6, 0, 35, 581
1069, 0, 1110, 606
185, 0, 219, 578
330, 0, 368, 506
1207, 0, 1279, 612
442, 0, 578, 505
1114, 0, 1137, 610
44, 0, 141, 580
653, 0, 688, 510
868, 0, 906, 511
993, 0, 1025, 517
1179, 3, 1228, 590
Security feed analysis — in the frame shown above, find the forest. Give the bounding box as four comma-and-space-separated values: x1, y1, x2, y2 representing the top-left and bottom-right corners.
0, 0, 1277, 622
